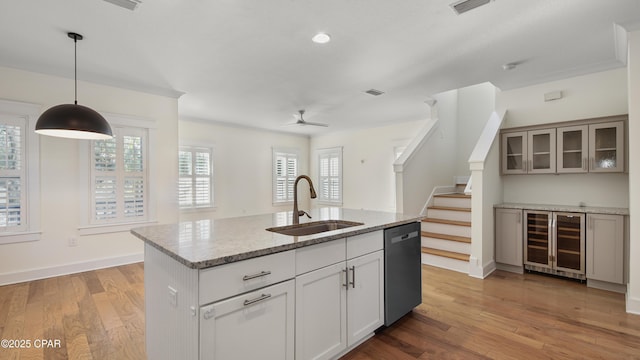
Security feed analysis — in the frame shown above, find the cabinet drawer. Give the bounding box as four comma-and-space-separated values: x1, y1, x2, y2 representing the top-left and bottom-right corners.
199, 250, 295, 305
200, 279, 295, 360
347, 230, 383, 259
296, 239, 346, 275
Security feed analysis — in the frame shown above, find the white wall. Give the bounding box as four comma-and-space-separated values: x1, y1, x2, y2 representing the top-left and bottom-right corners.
496, 68, 629, 208
627, 30, 640, 314
179, 119, 310, 221
456, 82, 497, 175
310, 120, 424, 213
0, 66, 179, 284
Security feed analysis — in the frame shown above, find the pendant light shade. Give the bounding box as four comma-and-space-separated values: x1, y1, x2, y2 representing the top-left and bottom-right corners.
35, 32, 113, 140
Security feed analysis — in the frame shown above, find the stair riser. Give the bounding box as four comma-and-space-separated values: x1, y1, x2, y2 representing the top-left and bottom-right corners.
422, 237, 471, 254
421, 253, 469, 274
421, 222, 471, 238
426, 209, 471, 222
433, 197, 471, 208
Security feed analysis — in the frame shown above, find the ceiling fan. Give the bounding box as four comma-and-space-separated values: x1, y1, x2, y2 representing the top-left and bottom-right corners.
286, 109, 328, 127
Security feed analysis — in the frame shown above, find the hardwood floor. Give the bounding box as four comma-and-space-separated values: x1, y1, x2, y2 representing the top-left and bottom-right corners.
1, 263, 639, 359
0, 263, 145, 360
345, 266, 640, 360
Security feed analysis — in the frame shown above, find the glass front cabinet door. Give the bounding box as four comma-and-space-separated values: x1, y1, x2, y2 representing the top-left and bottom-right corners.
527, 129, 556, 174
589, 121, 624, 172
501, 132, 527, 174
557, 125, 588, 173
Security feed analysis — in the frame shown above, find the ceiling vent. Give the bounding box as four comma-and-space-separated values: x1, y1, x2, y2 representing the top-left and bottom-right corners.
103, 0, 142, 11
365, 89, 385, 96
450, 0, 491, 15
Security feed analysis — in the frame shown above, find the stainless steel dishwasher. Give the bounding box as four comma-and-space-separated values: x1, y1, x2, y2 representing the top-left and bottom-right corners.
384, 222, 422, 326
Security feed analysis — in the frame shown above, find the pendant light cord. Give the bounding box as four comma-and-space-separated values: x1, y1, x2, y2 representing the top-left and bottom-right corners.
74, 35, 78, 105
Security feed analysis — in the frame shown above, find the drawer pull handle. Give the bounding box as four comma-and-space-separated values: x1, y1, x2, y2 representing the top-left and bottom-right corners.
243, 271, 271, 281
243, 293, 271, 306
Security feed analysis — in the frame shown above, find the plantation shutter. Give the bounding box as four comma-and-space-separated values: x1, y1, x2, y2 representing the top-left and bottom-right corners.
179, 146, 212, 209
318, 147, 342, 204
0, 118, 25, 231
92, 127, 147, 223
273, 150, 298, 203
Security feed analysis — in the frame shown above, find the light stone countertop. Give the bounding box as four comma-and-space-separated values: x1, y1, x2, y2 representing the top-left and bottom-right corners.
495, 203, 629, 215
131, 207, 424, 269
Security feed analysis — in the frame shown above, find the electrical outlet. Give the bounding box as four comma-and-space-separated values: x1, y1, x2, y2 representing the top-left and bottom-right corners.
168, 286, 178, 307
68, 237, 78, 247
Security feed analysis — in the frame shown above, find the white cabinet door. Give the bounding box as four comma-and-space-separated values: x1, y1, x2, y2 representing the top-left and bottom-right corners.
527, 129, 556, 174
346, 250, 384, 346
295, 262, 347, 360
586, 214, 624, 284
557, 125, 588, 173
589, 121, 624, 173
495, 208, 523, 267
502, 132, 527, 174
199, 280, 295, 360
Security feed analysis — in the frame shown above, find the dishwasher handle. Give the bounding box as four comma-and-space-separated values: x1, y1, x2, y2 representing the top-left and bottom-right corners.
390, 231, 419, 244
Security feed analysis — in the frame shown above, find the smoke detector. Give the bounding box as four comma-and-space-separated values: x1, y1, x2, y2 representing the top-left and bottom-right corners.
103, 0, 142, 11
450, 0, 491, 15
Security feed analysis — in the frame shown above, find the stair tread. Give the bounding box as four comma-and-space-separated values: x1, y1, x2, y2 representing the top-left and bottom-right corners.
428, 205, 471, 212
434, 193, 471, 199
422, 218, 471, 227
421, 231, 471, 243
422, 247, 470, 261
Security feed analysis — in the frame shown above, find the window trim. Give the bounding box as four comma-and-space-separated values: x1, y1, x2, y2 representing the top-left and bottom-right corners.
79, 112, 157, 236
0, 99, 41, 244
316, 146, 343, 206
179, 143, 215, 211
272, 147, 300, 206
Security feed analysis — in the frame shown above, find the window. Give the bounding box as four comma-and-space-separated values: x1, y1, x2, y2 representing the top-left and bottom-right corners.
91, 127, 147, 223
273, 149, 299, 204
179, 146, 213, 209
317, 147, 342, 205
0, 118, 26, 231
0, 99, 41, 243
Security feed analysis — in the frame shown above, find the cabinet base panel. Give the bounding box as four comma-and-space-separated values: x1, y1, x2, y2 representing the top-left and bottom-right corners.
524, 264, 586, 281
496, 263, 524, 274
587, 279, 626, 293
331, 332, 375, 360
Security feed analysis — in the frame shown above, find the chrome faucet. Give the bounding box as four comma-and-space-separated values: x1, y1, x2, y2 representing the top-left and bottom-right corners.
292, 175, 317, 225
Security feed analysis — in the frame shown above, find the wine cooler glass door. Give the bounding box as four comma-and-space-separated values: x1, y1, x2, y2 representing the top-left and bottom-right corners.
554, 213, 585, 275
524, 211, 551, 268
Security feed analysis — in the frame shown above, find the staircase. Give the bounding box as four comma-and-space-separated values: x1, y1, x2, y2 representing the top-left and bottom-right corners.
421, 189, 471, 274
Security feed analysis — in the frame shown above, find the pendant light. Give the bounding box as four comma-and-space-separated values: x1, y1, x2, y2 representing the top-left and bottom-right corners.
35, 32, 113, 140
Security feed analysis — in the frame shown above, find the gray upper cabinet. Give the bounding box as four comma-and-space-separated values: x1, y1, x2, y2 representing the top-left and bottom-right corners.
501, 129, 556, 174
501, 131, 527, 174
502, 116, 626, 175
527, 129, 556, 174
557, 121, 624, 173
557, 125, 588, 173
589, 121, 624, 173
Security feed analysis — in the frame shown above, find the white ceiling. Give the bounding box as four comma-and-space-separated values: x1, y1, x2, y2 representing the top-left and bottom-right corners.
1, 0, 640, 135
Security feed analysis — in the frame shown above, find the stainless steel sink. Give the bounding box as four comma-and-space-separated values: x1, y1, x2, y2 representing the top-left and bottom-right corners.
266, 220, 364, 236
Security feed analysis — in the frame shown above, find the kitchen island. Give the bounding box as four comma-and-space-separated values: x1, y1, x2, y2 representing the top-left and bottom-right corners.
132, 207, 422, 360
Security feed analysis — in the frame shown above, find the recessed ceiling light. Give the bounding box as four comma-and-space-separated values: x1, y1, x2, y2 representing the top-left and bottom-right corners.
312, 33, 331, 44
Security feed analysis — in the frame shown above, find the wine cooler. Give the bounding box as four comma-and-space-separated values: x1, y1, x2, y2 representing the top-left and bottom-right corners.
524, 210, 585, 280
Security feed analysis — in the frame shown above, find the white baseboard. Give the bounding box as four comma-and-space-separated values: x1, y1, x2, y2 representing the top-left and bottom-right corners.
0, 252, 144, 286
468, 257, 496, 279
587, 279, 626, 294
626, 286, 640, 315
